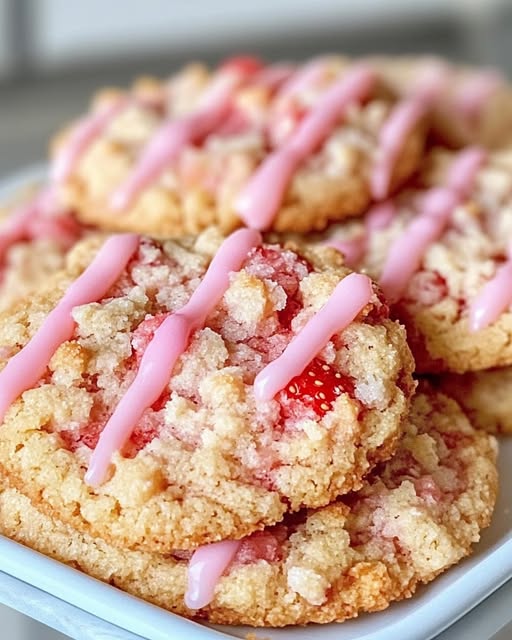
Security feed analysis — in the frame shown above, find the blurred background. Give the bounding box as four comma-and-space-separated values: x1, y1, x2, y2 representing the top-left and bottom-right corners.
0, 0, 512, 637
1, 0, 512, 179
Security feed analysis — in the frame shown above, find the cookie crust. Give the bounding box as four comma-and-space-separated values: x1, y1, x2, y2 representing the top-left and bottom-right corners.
52, 58, 426, 237
0, 386, 497, 626
0, 231, 414, 551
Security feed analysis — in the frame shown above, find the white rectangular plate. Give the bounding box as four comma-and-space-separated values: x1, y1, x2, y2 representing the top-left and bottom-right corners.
0, 167, 511, 640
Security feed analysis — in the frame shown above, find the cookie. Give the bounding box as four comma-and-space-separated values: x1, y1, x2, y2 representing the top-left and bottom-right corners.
0, 386, 497, 626
0, 187, 87, 310
50, 56, 427, 236
320, 146, 512, 373
434, 367, 512, 434
0, 229, 414, 551
371, 55, 512, 149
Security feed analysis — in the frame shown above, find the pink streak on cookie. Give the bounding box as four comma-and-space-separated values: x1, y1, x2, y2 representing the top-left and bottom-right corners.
326, 235, 366, 268
0, 234, 139, 423
371, 67, 447, 200
85, 228, 262, 486
453, 70, 503, 122
110, 64, 261, 212
236, 64, 376, 230
470, 244, 512, 332
51, 98, 128, 183
0, 193, 44, 262
185, 540, 241, 609
325, 201, 396, 268
275, 57, 329, 99
254, 272, 372, 401
253, 63, 296, 91
379, 147, 486, 302
0, 187, 84, 263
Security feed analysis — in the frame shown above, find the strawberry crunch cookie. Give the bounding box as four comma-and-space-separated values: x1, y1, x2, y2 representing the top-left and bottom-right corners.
0, 187, 87, 311
0, 386, 497, 626
50, 56, 428, 236
322, 146, 512, 373
0, 229, 414, 551
371, 55, 512, 149
434, 367, 512, 434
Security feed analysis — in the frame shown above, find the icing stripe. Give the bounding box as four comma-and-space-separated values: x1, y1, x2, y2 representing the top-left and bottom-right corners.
379, 147, 486, 302
110, 69, 253, 212
326, 201, 396, 269
52, 98, 128, 183
0, 193, 44, 263
454, 70, 503, 122
254, 273, 372, 402
371, 66, 448, 201
470, 246, 512, 331
85, 228, 262, 486
236, 64, 376, 231
275, 57, 328, 99
0, 234, 139, 423
185, 540, 241, 609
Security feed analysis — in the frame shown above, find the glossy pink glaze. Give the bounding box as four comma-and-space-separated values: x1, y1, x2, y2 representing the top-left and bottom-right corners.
0, 195, 41, 262
185, 540, 241, 609
0, 187, 84, 263
379, 147, 486, 302
237, 64, 376, 230
253, 63, 296, 91
51, 98, 128, 183
0, 234, 139, 423
454, 70, 502, 122
110, 67, 257, 211
85, 228, 262, 486
254, 272, 372, 401
325, 201, 395, 269
275, 57, 329, 99
326, 235, 366, 268
371, 67, 447, 200
469, 260, 512, 332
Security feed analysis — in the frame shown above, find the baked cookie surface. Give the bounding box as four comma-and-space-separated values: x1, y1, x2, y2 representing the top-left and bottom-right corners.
51, 56, 427, 237
320, 147, 512, 373
434, 366, 512, 434
0, 229, 414, 551
371, 55, 512, 149
0, 386, 497, 626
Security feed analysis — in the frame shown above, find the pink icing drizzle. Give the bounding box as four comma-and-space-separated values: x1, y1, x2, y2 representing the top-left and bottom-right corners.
371, 65, 448, 200
51, 98, 128, 183
110, 67, 256, 212
275, 57, 329, 100
453, 70, 503, 122
0, 234, 139, 423
85, 228, 262, 486
326, 201, 396, 269
469, 244, 512, 331
254, 273, 372, 401
236, 64, 376, 230
379, 147, 486, 302
0, 187, 84, 264
185, 540, 241, 609
253, 63, 296, 91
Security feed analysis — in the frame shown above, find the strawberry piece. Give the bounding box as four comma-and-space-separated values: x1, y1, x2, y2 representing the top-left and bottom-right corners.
234, 526, 288, 565
279, 357, 353, 417
131, 314, 168, 365
128, 422, 159, 453
219, 55, 264, 77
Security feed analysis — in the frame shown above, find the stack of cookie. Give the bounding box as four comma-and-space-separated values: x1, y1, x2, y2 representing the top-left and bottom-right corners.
0, 55, 504, 627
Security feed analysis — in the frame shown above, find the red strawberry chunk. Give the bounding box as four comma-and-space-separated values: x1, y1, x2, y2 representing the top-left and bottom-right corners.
279, 357, 354, 418
234, 526, 288, 566
131, 314, 168, 365
219, 55, 264, 77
